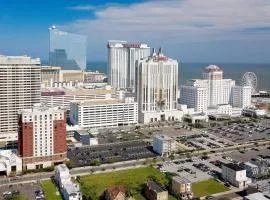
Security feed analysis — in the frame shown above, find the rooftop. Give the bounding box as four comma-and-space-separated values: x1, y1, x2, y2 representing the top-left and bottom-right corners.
0, 55, 40, 65
172, 176, 191, 184
154, 135, 173, 141
64, 183, 80, 195
147, 180, 166, 193
245, 192, 270, 200
203, 65, 222, 72
41, 88, 113, 96
244, 162, 258, 168
223, 163, 245, 171
73, 99, 125, 106
56, 164, 70, 173
105, 185, 126, 199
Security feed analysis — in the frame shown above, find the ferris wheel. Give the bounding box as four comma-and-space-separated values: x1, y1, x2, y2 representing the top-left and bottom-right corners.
241, 72, 257, 94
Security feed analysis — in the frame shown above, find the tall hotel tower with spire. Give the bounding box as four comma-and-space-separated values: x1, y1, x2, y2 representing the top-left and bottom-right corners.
136, 48, 183, 123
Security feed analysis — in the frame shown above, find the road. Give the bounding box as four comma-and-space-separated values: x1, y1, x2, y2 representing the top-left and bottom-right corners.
0, 139, 269, 186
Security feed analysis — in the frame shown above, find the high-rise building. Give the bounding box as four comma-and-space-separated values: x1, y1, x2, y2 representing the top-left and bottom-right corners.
180, 65, 252, 116
136, 48, 183, 123
107, 40, 150, 91
18, 104, 67, 170
180, 83, 208, 113
0, 55, 41, 143
202, 65, 235, 107
49, 26, 86, 70
232, 86, 252, 108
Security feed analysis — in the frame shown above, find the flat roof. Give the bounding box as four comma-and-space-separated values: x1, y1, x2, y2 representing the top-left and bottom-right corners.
172, 176, 190, 184
75, 99, 124, 106
41, 88, 113, 96
64, 183, 80, 195
244, 162, 258, 168
224, 163, 245, 171
245, 192, 270, 200
56, 164, 69, 173
147, 180, 166, 193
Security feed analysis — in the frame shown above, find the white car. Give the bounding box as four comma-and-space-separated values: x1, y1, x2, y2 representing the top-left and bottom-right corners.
3, 191, 11, 196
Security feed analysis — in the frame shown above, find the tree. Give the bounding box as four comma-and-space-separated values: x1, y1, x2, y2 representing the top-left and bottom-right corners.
90, 159, 101, 166
66, 160, 75, 169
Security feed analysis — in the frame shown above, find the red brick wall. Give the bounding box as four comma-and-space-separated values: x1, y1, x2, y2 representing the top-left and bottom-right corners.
18, 117, 33, 157
53, 112, 67, 154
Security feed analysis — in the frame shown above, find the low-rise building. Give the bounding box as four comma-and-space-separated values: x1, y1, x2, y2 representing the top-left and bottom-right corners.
242, 107, 266, 117
105, 185, 126, 200
41, 88, 115, 109
74, 130, 90, 145
153, 135, 177, 157
244, 192, 270, 200
241, 162, 259, 177
70, 99, 138, 129
144, 180, 168, 200
0, 150, 22, 176
183, 113, 209, 124
171, 176, 193, 200
84, 71, 104, 83
55, 164, 81, 200
222, 163, 249, 188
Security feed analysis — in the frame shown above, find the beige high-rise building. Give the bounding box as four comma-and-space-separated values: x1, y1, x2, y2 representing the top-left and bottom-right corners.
0, 55, 41, 143
136, 48, 183, 123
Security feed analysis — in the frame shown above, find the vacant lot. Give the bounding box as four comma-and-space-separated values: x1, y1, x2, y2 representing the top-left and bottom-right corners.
41, 180, 62, 200
79, 167, 169, 199
192, 179, 229, 197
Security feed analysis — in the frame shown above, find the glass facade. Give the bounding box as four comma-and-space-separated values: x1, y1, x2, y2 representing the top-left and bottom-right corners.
49, 26, 86, 70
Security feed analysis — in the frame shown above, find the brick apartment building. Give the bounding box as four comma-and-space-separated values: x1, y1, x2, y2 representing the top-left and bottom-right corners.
18, 104, 67, 170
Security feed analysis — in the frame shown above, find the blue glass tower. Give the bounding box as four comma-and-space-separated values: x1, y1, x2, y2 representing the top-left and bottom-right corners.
49, 26, 86, 70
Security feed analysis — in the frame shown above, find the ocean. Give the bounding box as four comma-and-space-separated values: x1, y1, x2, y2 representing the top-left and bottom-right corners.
87, 62, 270, 91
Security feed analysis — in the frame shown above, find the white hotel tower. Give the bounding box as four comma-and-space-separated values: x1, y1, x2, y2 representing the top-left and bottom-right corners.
180, 65, 251, 116
107, 40, 150, 91
0, 55, 41, 143
136, 48, 183, 123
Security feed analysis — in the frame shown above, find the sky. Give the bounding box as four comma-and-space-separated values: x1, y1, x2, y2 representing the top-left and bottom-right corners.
0, 0, 270, 63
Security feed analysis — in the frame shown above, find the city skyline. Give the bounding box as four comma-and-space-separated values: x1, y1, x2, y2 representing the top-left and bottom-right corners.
0, 0, 270, 63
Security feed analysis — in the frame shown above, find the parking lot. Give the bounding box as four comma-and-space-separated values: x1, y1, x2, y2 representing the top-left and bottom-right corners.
205, 119, 270, 144
68, 140, 157, 167
223, 146, 270, 163
0, 182, 43, 200
159, 156, 230, 183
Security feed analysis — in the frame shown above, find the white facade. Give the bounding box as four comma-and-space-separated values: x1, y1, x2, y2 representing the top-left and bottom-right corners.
107, 40, 150, 90
180, 84, 208, 113
70, 99, 138, 129
222, 163, 248, 188
180, 65, 252, 116
41, 88, 116, 109
0, 55, 41, 142
55, 164, 81, 200
232, 86, 252, 108
153, 135, 176, 156
18, 104, 65, 158
137, 48, 183, 124
0, 150, 22, 176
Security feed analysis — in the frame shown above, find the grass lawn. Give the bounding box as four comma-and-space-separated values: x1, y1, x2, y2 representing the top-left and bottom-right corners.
192, 179, 229, 197
79, 167, 169, 199
5, 195, 28, 200
41, 180, 62, 200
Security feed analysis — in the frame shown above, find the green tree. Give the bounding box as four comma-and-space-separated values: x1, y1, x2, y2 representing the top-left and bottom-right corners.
90, 159, 101, 166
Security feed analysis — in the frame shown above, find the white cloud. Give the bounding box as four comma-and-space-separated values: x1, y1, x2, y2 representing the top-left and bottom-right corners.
68, 5, 98, 11
63, 0, 270, 61
66, 0, 270, 39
